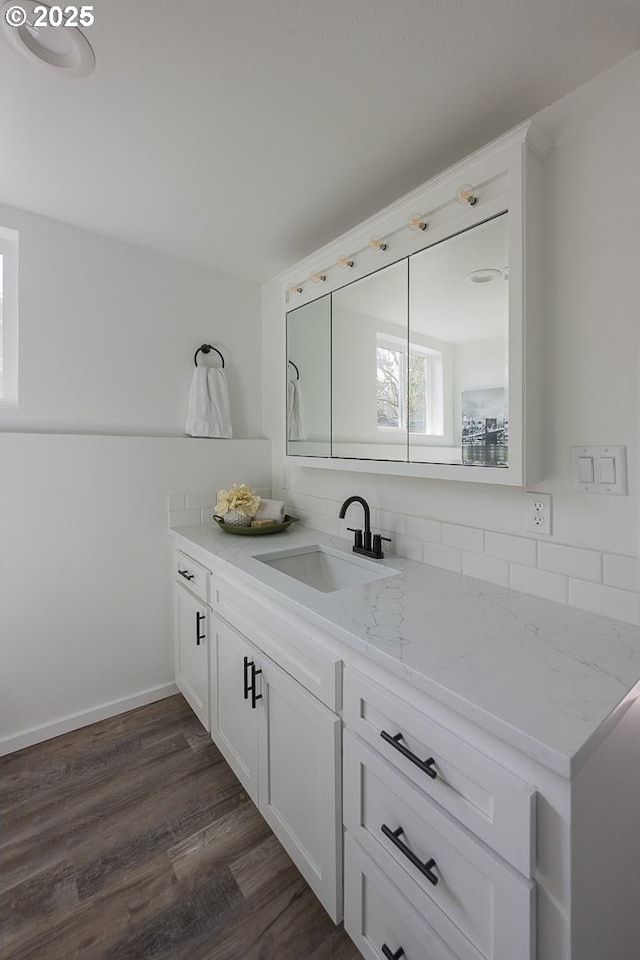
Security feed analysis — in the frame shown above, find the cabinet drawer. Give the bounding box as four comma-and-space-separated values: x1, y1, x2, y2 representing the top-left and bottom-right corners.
344, 733, 535, 960
344, 666, 534, 876
345, 836, 460, 960
174, 550, 210, 603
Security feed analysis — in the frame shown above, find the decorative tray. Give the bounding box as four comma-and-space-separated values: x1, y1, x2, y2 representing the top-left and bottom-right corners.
213, 515, 299, 536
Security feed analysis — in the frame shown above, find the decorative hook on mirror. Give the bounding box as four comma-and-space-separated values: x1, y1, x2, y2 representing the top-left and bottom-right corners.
288, 359, 300, 380
194, 344, 225, 368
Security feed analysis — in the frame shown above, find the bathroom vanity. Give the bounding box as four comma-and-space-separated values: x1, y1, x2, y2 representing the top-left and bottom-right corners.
171, 523, 640, 960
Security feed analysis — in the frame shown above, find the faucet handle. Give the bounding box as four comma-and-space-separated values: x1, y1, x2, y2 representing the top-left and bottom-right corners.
372, 533, 392, 557
347, 527, 363, 549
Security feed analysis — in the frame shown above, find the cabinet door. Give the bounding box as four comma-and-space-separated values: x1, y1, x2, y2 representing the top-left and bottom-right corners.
210, 614, 259, 804
258, 656, 342, 923
174, 584, 209, 730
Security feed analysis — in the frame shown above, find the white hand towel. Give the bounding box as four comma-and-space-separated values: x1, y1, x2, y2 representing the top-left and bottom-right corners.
185, 367, 233, 438
287, 379, 306, 441
253, 499, 285, 523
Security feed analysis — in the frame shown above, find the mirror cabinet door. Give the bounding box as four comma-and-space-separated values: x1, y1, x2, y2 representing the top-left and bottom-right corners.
286, 296, 331, 457
331, 258, 409, 461
285, 213, 510, 470
408, 213, 509, 466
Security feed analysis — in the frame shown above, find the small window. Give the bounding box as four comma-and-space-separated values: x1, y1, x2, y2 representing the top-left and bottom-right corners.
376, 336, 443, 436
0, 227, 18, 408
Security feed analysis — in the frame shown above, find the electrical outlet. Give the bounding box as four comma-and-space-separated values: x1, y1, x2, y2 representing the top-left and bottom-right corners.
525, 492, 552, 535
281, 469, 290, 491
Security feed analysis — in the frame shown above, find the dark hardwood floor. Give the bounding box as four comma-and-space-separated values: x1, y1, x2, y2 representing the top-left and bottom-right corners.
0, 695, 360, 960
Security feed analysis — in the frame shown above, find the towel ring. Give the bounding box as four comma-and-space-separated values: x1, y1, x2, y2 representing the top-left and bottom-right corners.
288, 360, 300, 380
194, 344, 225, 368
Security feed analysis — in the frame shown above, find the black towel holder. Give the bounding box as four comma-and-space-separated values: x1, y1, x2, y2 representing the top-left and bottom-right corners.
288, 359, 300, 380
194, 344, 225, 368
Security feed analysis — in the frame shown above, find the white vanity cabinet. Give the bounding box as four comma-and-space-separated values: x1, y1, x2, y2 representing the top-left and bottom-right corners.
171, 528, 640, 960
173, 550, 211, 730
343, 665, 536, 960
210, 576, 343, 923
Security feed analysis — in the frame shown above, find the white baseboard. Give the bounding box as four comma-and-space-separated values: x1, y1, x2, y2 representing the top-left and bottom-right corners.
0, 682, 180, 756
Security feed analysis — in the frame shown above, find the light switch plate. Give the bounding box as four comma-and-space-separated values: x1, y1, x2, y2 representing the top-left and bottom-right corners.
571, 446, 627, 495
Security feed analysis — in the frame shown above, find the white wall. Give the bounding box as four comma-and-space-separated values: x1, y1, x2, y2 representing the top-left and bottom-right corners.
0, 434, 271, 753
0, 212, 269, 751
262, 54, 640, 608
0, 204, 263, 438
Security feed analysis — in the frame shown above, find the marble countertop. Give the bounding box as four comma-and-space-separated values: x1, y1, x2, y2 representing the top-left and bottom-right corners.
171, 523, 640, 777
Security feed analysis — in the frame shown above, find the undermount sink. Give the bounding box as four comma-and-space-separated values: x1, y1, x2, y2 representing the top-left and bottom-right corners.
254, 544, 399, 593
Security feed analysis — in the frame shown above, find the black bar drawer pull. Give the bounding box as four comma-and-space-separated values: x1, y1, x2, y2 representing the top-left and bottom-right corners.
195, 612, 205, 645
382, 945, 405, 960
178, 569, 195, 581
250, 662, 263, 709
380, 729, 437, 779
381, 824, 438, 886
243, 656, 250, 699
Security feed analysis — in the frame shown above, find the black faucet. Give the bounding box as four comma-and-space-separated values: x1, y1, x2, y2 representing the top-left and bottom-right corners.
338, 496, 391, 560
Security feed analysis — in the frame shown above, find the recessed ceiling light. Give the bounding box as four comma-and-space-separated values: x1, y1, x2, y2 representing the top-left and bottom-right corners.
464, 268, 503, 284
0, 1, 95, 76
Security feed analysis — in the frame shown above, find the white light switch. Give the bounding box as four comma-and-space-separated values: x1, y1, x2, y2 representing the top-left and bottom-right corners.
577, 457, 594, 483
598, 457, 616, 485
571, 446, 627, 495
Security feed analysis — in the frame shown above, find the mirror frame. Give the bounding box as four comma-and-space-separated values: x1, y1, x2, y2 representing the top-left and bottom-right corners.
281, 121, 548, 486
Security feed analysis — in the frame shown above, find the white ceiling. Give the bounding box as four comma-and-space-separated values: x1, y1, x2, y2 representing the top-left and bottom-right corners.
0, 0, 639, 283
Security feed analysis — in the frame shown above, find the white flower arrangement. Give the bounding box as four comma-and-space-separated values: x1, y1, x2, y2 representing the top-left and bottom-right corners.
215, 483, 261, 519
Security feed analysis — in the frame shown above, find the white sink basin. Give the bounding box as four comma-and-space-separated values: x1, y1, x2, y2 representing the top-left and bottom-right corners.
254, 544, 399, 593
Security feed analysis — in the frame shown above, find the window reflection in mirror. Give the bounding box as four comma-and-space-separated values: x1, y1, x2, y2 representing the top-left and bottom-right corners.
409, 213, 509, 465
286, 296, 331, 457
332, 259, 409, 461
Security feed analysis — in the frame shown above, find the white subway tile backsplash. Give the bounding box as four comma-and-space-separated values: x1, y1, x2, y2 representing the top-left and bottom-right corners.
307, 495, 330, 516
171, 484, 639, 622
603, 554, 640, 593
538, 543, 602, 582
463, 552, 509, 587
568, 580, 640, 626
291, 509, 314, 528
392, 535, 423, 561
442, 523, 484, 554
485, 531, 536, 567
408, 516, 442, 543
377, 510, 407, 536
186, 492, 216, 510
317, 515, 341, 537
423, 542, 462, 574
169, 509, 201, 529
288, 492, 312, 512
510, 564, 568, 604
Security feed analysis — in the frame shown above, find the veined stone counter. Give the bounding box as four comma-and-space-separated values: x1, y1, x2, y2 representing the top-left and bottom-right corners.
171, 524, 640, 777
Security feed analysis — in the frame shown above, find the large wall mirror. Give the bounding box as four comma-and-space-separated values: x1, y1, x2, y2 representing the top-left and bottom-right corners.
283, 122, 543, 485
286, 296, 331, 456
287, 213, 509, 468
409, 213, 508, 466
